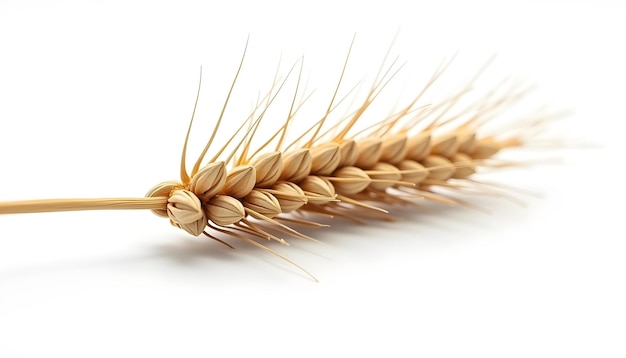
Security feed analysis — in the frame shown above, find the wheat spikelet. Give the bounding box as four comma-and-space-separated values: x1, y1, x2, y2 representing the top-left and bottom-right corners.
0, 39, 556, 280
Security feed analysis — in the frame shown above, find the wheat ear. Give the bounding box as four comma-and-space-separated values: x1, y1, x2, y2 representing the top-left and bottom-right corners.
0, 41, 555, 279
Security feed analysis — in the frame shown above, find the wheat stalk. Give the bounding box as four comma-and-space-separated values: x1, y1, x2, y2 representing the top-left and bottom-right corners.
0, 39, 554, 280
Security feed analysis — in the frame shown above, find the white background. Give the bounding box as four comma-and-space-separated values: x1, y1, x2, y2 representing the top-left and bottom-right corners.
0, 1, 624, 357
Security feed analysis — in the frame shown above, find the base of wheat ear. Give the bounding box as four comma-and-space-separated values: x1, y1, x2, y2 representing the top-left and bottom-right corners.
0, 41, 554, 278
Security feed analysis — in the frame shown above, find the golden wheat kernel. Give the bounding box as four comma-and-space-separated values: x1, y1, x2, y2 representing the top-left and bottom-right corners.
331, 166, 371, 195
167, 189, 205, 225
423, 155, 456, 181
456, 131, 477, 153
252, 151, 283, 187
472, 138, 501, 159
145, 180, 182, 217
431, 133, 458, 157
243, 189, 281, 218
451, 153, 476, 179
368, 162, 402, 191
222, 165, 256, 198
406, 132, 432, 161
397, 159, 429, 185
279, 148, 312, 183
177, 213, 208, 236
338, 139, 359, 167
206, 195, 246, 226
380, 133, 408, 164
310, 142, 341, 175
270, 182, 307, 213
189, 162, 227, 201
355, 137, 383, 169
299, 176, 336, 204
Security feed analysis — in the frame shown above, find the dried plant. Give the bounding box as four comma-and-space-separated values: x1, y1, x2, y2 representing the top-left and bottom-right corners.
0, 39, 558, 280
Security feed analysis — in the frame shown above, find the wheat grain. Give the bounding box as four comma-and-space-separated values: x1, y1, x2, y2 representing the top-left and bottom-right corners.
0, 39, 556, 280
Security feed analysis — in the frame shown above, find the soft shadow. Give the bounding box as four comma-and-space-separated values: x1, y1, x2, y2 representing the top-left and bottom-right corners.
0, 194, 531, 282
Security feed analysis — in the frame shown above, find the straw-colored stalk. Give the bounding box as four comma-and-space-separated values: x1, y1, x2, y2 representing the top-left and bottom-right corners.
0, 40, 552, 280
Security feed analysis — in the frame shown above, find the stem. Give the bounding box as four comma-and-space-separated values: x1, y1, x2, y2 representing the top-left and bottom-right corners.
0, 197, 168, 215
